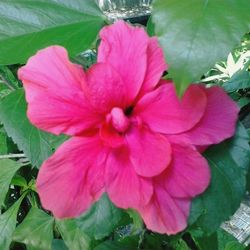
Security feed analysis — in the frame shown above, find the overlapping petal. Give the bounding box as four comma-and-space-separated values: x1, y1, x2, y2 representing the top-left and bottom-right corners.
36, 136, 108, 218
126, 126, 172, 177
98, 20, 149, 102
139, 187, 190, 234
140, 37, 167, 94
105, 147, 153, 209
138, 143, 210, 234
135, 81, 207, 134
18, 46, 101, 136
162, 143, 210, 198
168, 86, 239, 146
84, 63, 126, 113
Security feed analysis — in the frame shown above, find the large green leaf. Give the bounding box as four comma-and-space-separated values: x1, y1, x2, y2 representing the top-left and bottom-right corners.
225, 123, 250, 171
76, 193, 123, 240
56, 219, 90, 250
51, 240, 68, 250
0, 159, 22, 206
223, 66, 250, 92
0, 89, 56, 167
0, 0, 105, 65
13, 208, 54, 250
192, 228, 245, 250
189, 123, 250, 234
0, 195, 24, 250
152, 0, 250, 95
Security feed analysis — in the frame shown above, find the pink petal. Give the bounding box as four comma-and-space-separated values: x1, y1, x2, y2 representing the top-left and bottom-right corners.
126, 126, 172, 177
98, 20, 149, 102
140, 37, 167, 94
135, 81, 207, 134
139, 187, 190, 234
168, 86, 239, 145
84, 63, 126, 113
162, 143, 210, 198
36, 136, 108, 218
18, 46, 101, 136
105, 147, 153, 209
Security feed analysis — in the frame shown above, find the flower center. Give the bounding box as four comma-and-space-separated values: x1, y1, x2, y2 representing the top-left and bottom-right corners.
107, 107, 130, 133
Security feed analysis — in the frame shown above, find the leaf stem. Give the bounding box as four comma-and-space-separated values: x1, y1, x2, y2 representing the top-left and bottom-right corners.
0, 75, 15, 91
0, 153, 25, 159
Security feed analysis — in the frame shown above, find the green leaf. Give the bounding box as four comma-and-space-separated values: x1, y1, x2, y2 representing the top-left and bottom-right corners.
173, 239, 191, 250
152, 0, 250, 95
189, 123, 250, 234
146, 16, 155, 37
0, 195, 25, 250
56, 219, 90, 250
237, 97, 250, 109
13, 208, 54, 250
217, 229, 245, 250
0, 0, 105, 65
94, 238, 138, 250
0, 131, 7, 154
51, 240, 68, 250
0, 159, 22, 206
193, 232, 218, 250
0, 89, 57, 167
76, 193, 123, 240
142, 234, 165, 250
0, 66, 19, 90
223, 66, 250, 92
225, 242, 245, 250
127, 209, 144, 233
11, 175, 27, 188
0, 84, 12, 99
225, 123, 250, 172
192, 228, 245, 250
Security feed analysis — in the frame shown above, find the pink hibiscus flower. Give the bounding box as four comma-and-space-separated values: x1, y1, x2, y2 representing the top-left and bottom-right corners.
18, 21, 239, 234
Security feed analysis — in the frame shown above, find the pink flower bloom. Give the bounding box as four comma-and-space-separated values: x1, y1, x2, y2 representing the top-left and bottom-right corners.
18, 21, 239, 235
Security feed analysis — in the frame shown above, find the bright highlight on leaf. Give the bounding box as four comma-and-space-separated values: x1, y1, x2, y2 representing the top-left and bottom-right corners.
18, 20, 239, 235
0, 0, 105, 65
152, 0, 250, 95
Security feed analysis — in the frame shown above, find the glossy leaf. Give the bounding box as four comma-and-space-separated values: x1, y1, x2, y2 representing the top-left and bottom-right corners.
152, 0, 250, 94
189, 123, 250, 234
11, 175, 27, 188
56, 219, 90, 250
13, 208, 54, 250
225, 123, 250, 171
76, 193, 123, 240
192, 228, 245, 250
0, 0, 105, 65
0, 195, 24, 250
51, 240, 68, 250
0, 159, 22, 206
0, 89, 57, 168
223, 66, 250, 92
